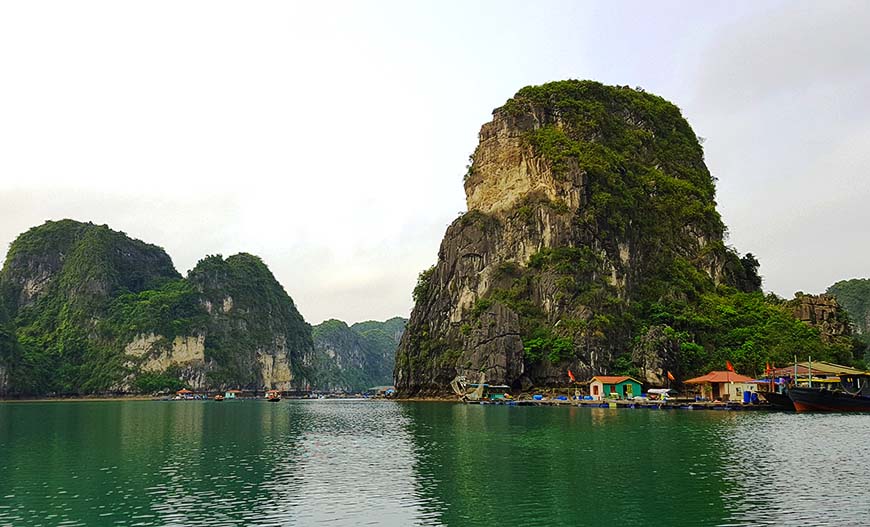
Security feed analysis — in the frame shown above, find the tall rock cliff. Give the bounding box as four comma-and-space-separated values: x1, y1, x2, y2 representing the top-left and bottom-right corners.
395, 81, 761, 395
0, 220, 315, 395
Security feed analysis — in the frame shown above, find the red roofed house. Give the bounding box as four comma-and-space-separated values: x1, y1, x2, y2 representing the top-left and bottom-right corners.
684, 371, 757, 401
589, 376, 643, 400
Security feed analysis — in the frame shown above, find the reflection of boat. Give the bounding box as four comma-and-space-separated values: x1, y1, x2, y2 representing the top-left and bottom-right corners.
759, 390, 794, 411
789, 374, 870, 412
265, 390, 281, 402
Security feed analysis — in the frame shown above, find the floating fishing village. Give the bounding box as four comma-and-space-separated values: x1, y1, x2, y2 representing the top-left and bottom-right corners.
451, 359, 870, 412
156, 358, 870, 415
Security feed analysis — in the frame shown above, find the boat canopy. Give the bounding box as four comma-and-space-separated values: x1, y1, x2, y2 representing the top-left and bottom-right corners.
770, 361, 869, 378
647, 388, 674, 395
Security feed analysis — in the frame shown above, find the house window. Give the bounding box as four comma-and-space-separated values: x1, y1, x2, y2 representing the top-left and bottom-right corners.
609, 385, 616, 393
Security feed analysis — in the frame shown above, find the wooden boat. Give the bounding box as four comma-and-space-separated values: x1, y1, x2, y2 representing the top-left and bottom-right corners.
758, 390, 794, 411
213, 394, 225, 401
450, 372, 511, 402
789, 374, 870, 412
789, 387, 870, 412
265, 390, 281, 402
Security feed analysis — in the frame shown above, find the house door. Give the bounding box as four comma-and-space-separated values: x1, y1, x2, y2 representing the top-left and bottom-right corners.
592, 385, 599, 396
625, 384, 633, 397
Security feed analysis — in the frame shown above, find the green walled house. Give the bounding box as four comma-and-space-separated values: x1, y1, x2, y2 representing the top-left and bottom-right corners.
589, 376, 643, 400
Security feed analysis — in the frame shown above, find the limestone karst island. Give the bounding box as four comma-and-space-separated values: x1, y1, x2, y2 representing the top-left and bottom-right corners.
4, 75, 870, 525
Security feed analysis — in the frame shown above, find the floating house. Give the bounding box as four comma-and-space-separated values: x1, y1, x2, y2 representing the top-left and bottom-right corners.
366, 386, 396, 397
174, 388, 194, 400
589, 376, 643, 400
684, 371, 757, 401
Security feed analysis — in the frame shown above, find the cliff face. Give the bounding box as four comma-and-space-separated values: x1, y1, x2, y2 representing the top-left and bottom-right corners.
787, 293, 851, 342
0, 315, 16, 396
0, 220, 314, 395
310, 317, 405, 391
395, 81, 759, 395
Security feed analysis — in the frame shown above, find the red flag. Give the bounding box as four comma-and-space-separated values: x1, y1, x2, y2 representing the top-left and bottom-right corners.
726, 360, 734, 372
765, 362, 771, 375
567, 369, 576, 382
667, 371, 675, 381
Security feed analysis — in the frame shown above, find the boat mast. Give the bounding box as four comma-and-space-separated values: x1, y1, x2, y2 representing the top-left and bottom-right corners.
808, 356, 813, 388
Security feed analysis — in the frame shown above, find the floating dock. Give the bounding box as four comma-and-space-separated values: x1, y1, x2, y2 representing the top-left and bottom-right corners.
468, 398, 775, 411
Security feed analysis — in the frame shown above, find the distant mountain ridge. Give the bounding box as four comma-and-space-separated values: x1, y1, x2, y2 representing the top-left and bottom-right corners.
310, 317, 406, 391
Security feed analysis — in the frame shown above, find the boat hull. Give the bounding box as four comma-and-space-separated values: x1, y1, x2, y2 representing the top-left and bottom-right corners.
759, 390, 794, 411
788, 387, 870, 412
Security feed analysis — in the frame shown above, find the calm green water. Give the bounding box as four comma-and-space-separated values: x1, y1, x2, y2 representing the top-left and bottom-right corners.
1, 401, 869, 526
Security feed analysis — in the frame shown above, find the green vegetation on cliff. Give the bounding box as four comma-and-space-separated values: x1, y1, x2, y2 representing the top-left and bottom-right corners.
639, 289, 856, 378
828, 279, 870, 336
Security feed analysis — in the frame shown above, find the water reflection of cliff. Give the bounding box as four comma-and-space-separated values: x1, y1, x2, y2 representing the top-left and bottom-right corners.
118, 400, 307, 525
119, 400, 436, 526
400, 403, 731, 526
274, 400, 435, 525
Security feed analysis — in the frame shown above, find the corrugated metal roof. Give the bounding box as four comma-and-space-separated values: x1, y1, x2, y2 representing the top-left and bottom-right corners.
770, 361, 867, 377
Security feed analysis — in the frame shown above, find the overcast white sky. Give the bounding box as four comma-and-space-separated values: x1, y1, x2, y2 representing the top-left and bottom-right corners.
1, 1, 868, 324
